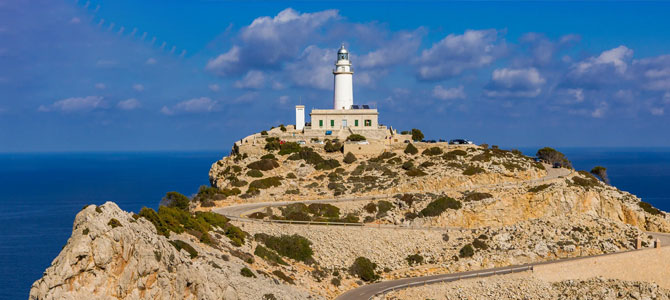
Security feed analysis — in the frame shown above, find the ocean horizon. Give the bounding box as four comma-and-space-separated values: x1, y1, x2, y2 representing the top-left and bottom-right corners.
1, 147, 669, 299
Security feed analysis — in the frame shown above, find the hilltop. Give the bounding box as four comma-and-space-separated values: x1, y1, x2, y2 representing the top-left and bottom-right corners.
30, 128, 670, 299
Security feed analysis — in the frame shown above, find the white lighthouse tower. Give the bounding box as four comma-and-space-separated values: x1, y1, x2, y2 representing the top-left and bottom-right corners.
333, 44, 354, 110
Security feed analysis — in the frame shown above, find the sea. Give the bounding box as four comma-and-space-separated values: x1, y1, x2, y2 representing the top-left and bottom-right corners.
1, 148, 669, 299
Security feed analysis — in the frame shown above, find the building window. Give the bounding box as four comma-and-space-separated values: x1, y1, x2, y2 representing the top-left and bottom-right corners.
319, 120, 323, 127
364, 119, 372, 127
355, 120, 359, 127
330, 120, 335, 127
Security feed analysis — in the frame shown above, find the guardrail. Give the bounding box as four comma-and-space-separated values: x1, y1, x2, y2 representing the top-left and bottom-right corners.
368, 265, 533, 300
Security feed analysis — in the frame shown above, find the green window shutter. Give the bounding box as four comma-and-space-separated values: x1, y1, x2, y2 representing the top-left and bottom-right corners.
330, 120, 334, 127
355, 120, 359, 126
319, 120, 323, 127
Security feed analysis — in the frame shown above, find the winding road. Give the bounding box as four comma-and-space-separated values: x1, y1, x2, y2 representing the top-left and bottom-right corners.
210, 166, 670, 300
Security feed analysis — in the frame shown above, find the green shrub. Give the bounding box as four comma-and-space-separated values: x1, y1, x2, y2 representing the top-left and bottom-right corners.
364, 202, 377, 213
272, 270, 295, 284
528, 184, 551, 193
264, 137, 281, 151
402, 161, 414, 170
324, 141, 342, 153
249, 176, 282, 189
422, 147, 443, 156
307, 203, 340, 218
82, 228, 89, 235
411, 128, 424, 142
254, 245, 288, 266
331, 277, 341, 287
107, 218, 122, 228
260, 130, 268, 135
161, 191, 190, 211
449, 150, 467, 156
339, 213, 360, 223
343, 152, 357, 164
480, 143, 489, 149
590, 166, 610, 184
279, 124, 287, 132
264, 294, 278, 300
420, 161, 435, 168
406, 254, 424, 266
346, 134, 366, 141
399, 194, 415, 207
350, 257, 379, 282
285, 189, 300, 195
278, 142, 301, 155
246, 169, 263, 178
404, 143, 418, 155
316, 159, 341, 170
406, 168, 427, 177
462, 192, 492, 202
376, 200, 393, 216
286, 172, 297, 179
260, 153, 275, 160
240, 267, 256, 278
139, 207, 170, 237
420, 197, 461, 217
247, 159, 279, 171
536, 147, 572, 169
459, 244, 474, 258
248, 212, 267, 219
169, 240, 198, 259
502, 162, 526, 172
472, 238, 488, 250
254, 233, 314, 263
571, 173, 599, 189
639, 201, 663, 216
462, 166, 485, 176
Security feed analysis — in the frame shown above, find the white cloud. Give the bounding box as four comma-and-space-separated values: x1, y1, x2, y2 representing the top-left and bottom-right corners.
132, 84, 144, 92
117, 98, 141, 110
567, 88, 584, 102
94, 83, 106, 89
416, 29, 505, 80
160, 97, 218, 115
576, 45, 633, 74
285, 45, 334, 90
233, 70, 265, 89
145, 58, 157, 65
278, 95, 289, 104
651, 107, 664, 116
484, 68, 545, 98
358, 30, 423, 69
70, 17, 81, 24
208, 84, 220, 92
39, 96, 106, 112
432, 85, 466, 100
206, 46, 241, 74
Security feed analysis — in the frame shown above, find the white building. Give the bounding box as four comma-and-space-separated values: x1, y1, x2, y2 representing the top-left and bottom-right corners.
295, 44, 392, 140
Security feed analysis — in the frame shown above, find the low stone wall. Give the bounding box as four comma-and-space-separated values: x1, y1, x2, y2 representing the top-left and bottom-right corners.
343, 142, 387, 156
533, 246, 670, 289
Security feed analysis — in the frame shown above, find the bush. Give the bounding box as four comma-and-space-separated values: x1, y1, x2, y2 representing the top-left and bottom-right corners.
462, 166, 485, 176
411, 128, 424, 142
399, 194, 415, 207
364, 202, 377, 213
536, 147, 572, 169
240, 267, 256, 278
324, 141, 342, 153
422, 147, 443, 156
316, 159, 341, 171
528, 184, 551, 193
472, 238, 488, 250
406, 168, 428, 177
286, 172, 297, 179
260, 130, 268, 135
590, 166, 610, 184
247, 159, 279, 171
248, 212, 267, 219
264, 138, 281, 151
260, 153, 275, 160
450, 150, 468, 156
420, 197, 461, 217
254, 233, 314, 263
402, 161, 414, 170
139, 207, 170, 237
278, 142, 301, 155
376, 200, 393, 216
308, 203, 340, 219
459, 244, 474, 258
346, 134, 366, 141
107, 218, 122, 228
254, 245, 288, 266
404, 143, 418, 155
406, 254, 424, 266
246, 169, 263, 178
639, 201, 663, 216
343, 152, 357, 164
350, 257, 378, 281
161, 191, 190, 211
249, 176, 282, 190
480, 143, 489, 149
463, 192, 492, 202
331, 277, 341, 287
169, 240, 198, 259
279, 124, 287, 132
272, 270, 295, 284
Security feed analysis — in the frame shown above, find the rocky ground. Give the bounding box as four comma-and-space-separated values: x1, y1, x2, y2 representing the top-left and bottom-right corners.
380, 275, 670, 300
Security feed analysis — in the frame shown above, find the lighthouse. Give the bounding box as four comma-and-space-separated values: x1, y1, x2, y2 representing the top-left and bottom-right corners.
333, 44, 354, 110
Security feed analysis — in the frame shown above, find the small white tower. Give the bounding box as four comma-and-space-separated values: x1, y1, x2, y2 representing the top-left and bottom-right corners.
333, 44, 354, 110
295, 105, 305, 131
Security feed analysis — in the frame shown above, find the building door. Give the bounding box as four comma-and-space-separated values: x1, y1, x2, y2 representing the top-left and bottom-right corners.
342, 119, 347, 128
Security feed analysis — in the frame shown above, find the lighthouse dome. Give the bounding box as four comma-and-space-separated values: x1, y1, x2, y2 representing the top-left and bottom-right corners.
338, 44, 348, 54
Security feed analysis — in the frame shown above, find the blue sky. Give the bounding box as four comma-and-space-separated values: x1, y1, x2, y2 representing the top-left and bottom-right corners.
2, 1, 670, 152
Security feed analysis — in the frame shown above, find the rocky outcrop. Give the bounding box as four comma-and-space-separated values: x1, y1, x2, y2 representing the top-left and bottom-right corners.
30, 202, 312, 300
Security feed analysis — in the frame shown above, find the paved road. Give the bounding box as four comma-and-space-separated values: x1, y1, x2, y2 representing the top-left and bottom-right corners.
335, 232, 670, 300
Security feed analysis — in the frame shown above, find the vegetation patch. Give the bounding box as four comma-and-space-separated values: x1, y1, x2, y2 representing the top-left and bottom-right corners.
462, 166, 485, 176
249, 176, 282, 190
247, 159, 279, 171
350, 256, 379, 282
420, 197, 462, 217
459, 244, 474, 258
422, 147, 443, 156
462, 192, 493, 202
107, 218, 122, 228
240, 267, 256, 278
254, 245, 288, 266
472, 238, 488, 250
404, 143, 418, 155
406, 168, 428, 177
528, 184, 552, 193
161, 191, 190, 210
246, 169, 264, 178
376, 200, 393, 217
307, 203, 340, 219
254, 233, 314, 263
272, 270, 295, 284
278, 142, 301, 155
343, 152, 357, 164
260, 153, 275, 160
169, 240, 198, 259
324, 141, 342, 153
639, 201, 664, 216
346, 134, 366, 141
406, 254, 424, 266
536, 147, 572, 169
